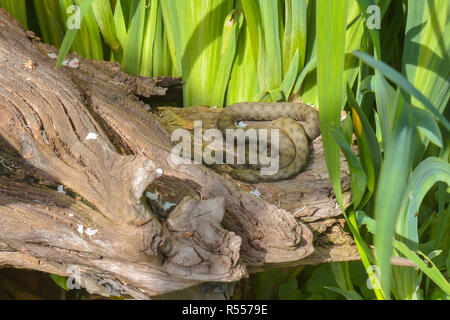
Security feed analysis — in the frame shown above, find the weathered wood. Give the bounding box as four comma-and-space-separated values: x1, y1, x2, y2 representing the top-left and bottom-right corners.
0, 9, 357, 299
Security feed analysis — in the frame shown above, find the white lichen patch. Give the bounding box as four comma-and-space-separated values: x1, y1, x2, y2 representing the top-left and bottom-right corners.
62, 57, 79, 68
68, 58, 79, 68
250, 189, 261, 198
57, 185, 66, 194
47, 53, 57, 59
85, 132, 98, 141
146, 191, 159, 201
163, 202, 176, 211
77, 224, 84, 234
85, 228, 98, 236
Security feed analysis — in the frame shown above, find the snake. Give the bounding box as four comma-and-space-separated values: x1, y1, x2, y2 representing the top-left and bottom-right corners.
215, 102, 320, 183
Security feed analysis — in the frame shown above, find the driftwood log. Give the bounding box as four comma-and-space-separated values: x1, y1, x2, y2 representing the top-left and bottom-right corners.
0, 9, 359, 299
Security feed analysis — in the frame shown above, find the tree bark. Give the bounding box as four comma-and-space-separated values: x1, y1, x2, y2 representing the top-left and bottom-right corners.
0, 9, 358, 299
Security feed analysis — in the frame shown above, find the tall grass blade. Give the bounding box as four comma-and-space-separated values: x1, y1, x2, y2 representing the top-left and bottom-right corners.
282, 0, 307, 75
33, 0, 64, 47
211, 10, 244, 108
226, 14, 259, 105
316, 0, 349, 208
402, 0, 449, 113
280, 50, 299, 99
121, 0, 146, 75
347, 84, 381, 200
140, 0, 159, 76
0, 0, 28, 28
353, 50, 450, 131
91, 0, 120, 50
394, 157, 450, 298
113, 0, 127, 48
159, 0, 183, 77
374, 92, 417, 298
152, 6, 173, 76
74, 0, 103, 60
357, 211, 450, 295
330, 126, 367, 209
256, 0, 283, 92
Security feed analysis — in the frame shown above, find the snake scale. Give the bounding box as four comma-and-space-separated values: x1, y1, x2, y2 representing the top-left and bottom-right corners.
215, 102, 320, 183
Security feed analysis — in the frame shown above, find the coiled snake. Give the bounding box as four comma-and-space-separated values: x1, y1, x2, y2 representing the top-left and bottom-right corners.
215, 102, 320, 183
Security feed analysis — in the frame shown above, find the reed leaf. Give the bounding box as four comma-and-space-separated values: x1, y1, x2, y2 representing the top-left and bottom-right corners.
316, 0, 348, 208
91, 0, 120, 50
282, 0, 307, 75
0, 0, 28, 28
140, 0, 159, 76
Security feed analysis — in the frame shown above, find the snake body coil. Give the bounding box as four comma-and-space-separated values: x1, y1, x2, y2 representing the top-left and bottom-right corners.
216, 102, 320, 183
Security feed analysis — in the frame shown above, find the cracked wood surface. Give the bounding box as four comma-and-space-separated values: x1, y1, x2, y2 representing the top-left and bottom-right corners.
0, 9, 357, 299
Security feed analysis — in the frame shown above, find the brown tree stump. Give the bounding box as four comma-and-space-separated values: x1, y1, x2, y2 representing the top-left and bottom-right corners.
0, 9, 358, 299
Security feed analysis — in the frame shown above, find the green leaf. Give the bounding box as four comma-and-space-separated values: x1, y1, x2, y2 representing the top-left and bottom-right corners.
256, 0, 283, 92
151, 3, 173, 76
302, 2, 364, 107
324, 286, 363, 300
211, 10, 244, 108
159, 0, 183, 77
0, 0, 28, 28
121, 0, 146, 75
293, 55, 316, 95
353, 50, 450, 132
341, 112, 354, 145
397, 157, 450, 250
330, 126, 367, 208
411, 106, 443, 148
140, 0, 159, 76
226, 4, 259, 105
241, 0, 261, 67
91, 0, 120, 50
160, 0, 235, 106
347, 84, 381, 197
316, 0, 349, 209
280, 50, 299, 99
49, 274, 69, 291
393, 241, 450, 295
282, 0, 307, 74
113, 0, 127, 48
278, 278, 303, 300
356, 210, 450, 295
374, 94, 417, 298
75, 0, 103, 60
402, 0, 450, 113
